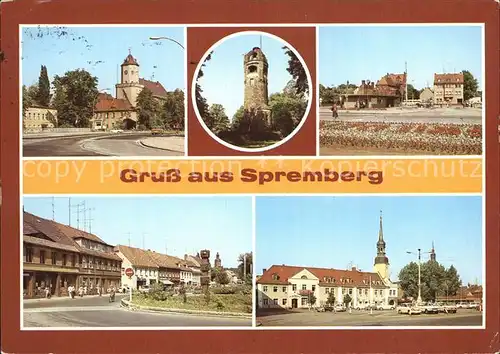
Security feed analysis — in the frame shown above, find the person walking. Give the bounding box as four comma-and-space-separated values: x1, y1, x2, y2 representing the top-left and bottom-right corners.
331, 103, 339, 119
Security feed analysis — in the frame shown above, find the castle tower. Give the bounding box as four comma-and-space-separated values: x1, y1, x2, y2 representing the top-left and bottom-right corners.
430, 241, 436, 262
214, 252, 222, 268
243, 47, 271, 126
373, 210, 390, 280
116, 50, 144, 107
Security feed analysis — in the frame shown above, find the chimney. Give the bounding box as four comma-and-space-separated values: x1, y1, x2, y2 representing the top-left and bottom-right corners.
352, 266, 357, 271
262, 268, 267, 273
361, 80, 366, 86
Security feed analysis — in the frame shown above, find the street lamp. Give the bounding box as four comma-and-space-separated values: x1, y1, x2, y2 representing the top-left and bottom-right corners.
149, 36, 185, 50
406, 248, 431, 304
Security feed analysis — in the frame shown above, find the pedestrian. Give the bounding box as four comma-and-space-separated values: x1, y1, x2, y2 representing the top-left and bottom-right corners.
78, 286, 84, 297
331, 103, 339, 119
67, 285, 73, 298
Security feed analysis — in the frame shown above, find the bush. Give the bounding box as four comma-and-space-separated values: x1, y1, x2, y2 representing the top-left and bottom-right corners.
147, 283, 170, 301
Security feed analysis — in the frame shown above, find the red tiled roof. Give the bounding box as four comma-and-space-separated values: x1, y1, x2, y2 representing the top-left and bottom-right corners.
139, 78, 168, 97
434, 73, 464, 84
257, 264, 386, 288
23, 235, 80, 253
122, 54, 139, 66
116, 245, 159, 268
23, 212, 79, 248
95, 93, 132, 112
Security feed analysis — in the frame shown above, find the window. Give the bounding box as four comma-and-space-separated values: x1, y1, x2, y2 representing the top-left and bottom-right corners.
292, 284, 297, 291
263, 299, 268, 305
248, 65, 257, 73
263, 286, 268, 292
325, 288, 330, 294
51, 252, 57, 265
312, 285, 316, 292
62, 254, 67, 266
273, 299, 278, 305
301, 275, 308, 279
349, 288, 353, 295
25, 247, 33, 262
282, 299, 287, 305
301, 297, 308, 306
39, 250, 46, 264
282, 286, 287, 292
273, 286, 278, 292
302, 284, 307, 291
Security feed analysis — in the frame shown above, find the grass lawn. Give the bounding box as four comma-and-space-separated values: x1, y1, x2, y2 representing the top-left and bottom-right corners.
132, 293, 252, 314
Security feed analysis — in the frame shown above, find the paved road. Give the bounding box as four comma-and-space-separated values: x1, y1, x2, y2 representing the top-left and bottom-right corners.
23, 133, 184, 157
319, 107, 482, 124
257, 309, 482, 326
23, 295, 251, 327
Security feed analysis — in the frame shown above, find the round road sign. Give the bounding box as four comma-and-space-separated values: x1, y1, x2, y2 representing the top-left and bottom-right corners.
125, 268, 134, 277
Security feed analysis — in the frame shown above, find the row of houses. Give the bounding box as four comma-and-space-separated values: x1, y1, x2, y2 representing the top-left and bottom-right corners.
335, 72, 473, 109
22, 211, 211, 298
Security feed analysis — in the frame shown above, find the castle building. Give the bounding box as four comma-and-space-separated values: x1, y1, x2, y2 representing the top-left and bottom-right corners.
257, 212, 399, 309
91, 51, 168, 131
243, 47, 271, 126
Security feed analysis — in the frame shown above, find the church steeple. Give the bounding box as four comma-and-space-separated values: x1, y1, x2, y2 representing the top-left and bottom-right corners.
374, 210, 389, 266
430, 241, 436, 261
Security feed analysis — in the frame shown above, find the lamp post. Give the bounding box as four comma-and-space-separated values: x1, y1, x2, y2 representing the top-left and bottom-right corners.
369, 275, 373, 315
149, 36, 185, 50
406, 248, 431, 304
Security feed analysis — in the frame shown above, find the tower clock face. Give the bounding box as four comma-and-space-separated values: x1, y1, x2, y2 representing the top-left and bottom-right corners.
124, 70, 128, 75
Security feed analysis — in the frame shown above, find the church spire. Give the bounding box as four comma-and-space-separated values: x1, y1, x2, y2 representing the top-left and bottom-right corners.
374, 210, 389, 266
430, 241, 436, 261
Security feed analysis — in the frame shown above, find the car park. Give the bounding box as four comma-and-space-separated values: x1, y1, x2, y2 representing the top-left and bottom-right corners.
418, 303, 440, 314
377, 304, 396, 311
334, 305, 346, 312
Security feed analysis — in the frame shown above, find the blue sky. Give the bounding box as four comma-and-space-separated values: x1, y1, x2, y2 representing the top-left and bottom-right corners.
319, 25, 483, 90
23, 197, 252, 268
256, 196, 483, 285
199, 33, 297, 119
22, 26, 185, 94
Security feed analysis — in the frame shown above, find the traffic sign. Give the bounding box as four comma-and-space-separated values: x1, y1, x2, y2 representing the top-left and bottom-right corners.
125, 268, 134, 277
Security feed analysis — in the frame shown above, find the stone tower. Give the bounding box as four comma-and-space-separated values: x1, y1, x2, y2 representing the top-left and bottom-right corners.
116, 50, 144, 107
373, 211, 390, 280
243, 47, 271, 126
430, 241, 436, 262
214, 252, 222, 268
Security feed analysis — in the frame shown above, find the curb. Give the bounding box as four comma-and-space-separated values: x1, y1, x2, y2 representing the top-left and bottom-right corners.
138, 138, 185, 154
23, 133, 109, 140
121, 298, 252, 319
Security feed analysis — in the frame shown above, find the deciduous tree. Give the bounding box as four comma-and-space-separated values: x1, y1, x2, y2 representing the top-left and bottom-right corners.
462, 70, 479, 101
162, 89, 184, 130
52, 69, 98, 128
136, 87, 160, 129
283, 47, 308, 95
207, 104, 230, 134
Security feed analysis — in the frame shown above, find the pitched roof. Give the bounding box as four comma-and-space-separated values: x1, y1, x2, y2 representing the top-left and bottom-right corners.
23, 235, 80, 253
116, 245, 159, 268
23, 212, 79, 248
55, 222, 112, 246
434, 73, 464, 84
147, 251, 179, 269
95, 93, 132, 112
257, 264, 386, 288
139, 78, 168, 97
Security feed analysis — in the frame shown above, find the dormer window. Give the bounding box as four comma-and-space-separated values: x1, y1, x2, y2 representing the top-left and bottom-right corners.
272, 273, 280, 281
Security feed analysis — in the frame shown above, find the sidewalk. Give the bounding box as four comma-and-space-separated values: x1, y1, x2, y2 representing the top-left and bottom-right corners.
24, 294, 117, 303
23, 132, 109, 139
140, 136, 185, 153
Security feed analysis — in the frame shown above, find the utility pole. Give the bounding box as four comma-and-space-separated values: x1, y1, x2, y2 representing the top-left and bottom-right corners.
126, 232, 132, 247
405, 61, 408, 102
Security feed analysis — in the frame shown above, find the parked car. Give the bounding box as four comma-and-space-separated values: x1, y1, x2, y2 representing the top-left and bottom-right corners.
456, 302, 469, 308
110, 129, 123, 133
316, 305, 334, 312
377, 304, 396, 311
397, 303, 422, 315
355, 304, 370, 310
469, 302, 481, 310
334, 305, 346, 312
151, 128, 164, 136
418, 303, 440, 314
443, 303, 458, 313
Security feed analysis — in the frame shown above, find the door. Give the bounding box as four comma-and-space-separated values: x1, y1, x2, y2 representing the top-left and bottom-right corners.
292, 299, 298, 308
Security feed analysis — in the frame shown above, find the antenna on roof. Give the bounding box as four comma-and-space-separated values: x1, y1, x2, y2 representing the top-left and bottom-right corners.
52, 197, 55, 221
68, 198, 71, 226
142, 233, 147, 249
85, 207, 95, 234
126, 232, 131, 247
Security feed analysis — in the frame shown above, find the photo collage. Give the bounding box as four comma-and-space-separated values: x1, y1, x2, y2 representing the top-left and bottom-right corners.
20, 24, 484, 330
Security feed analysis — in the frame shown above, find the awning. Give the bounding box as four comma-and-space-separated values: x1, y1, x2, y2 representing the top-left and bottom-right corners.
161, 279, 173, 285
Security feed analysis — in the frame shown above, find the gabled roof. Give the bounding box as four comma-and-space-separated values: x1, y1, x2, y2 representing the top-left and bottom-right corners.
116, 245, 159, 268
122, 53, 139, 66
55, 222, 112, 246
434, 73, 464, 84
139, 78, 168, 97
147, 251, 179, 269
23, 212, 79, 248
23, 235, 80, 253
257, 264, 386, 288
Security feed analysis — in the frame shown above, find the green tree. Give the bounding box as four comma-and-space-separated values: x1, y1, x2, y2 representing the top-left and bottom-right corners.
36, 65, 51, 107
343, 294, 352, 308
46, 111, 57, 128
52, 69, 98, 128
283, 47, 308, 95
326, 291, 336, 306
162, 89, 184, 130
22, 85, 32, 117
462, 70, 479, 101
319, 84, 335, 105
207, 104, 230, 134
231, 106, 246, 131
136, 88, 160, 129
195, 52, 213, 120
398, 262, 420, 299
406, 84, 420, 100
444, 265, 462, 296
269, 92, 307, 136
215, 269, 230, 285
308, 292, 317, 308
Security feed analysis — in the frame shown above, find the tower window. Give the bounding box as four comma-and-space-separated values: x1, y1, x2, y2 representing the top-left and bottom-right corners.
248, 65, 257, 73
250, 78, 255, 86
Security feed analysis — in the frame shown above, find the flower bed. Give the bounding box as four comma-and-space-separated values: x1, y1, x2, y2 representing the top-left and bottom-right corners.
319, 121, 482, 155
